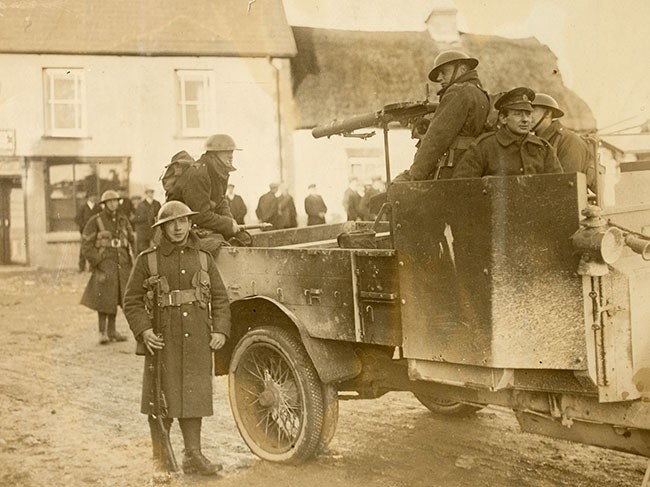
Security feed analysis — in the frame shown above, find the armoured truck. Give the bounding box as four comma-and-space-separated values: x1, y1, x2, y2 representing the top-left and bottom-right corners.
213, 102, 650, 471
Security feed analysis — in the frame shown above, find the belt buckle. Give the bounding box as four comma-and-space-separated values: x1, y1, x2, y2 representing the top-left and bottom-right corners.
110, 238, 122, 248
167, 290, 181, 307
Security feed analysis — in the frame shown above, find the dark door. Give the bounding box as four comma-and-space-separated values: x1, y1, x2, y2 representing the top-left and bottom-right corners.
0, 178, 11, 264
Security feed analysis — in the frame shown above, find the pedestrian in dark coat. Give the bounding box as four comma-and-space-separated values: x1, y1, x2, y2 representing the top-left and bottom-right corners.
133, 189, 161, 253
276, 184, 297, 229
255, 183, 280, 228
342, 178, 362, 221
453, 88, 563, 178
80, 190, 134, 344
304, 184, 327, 225
167, 135, 242, 253
75, 194, 100, 271
123, 201, 230, 480
532, 93, 596, 191
400, 50, 490, 181
226, 184, 247, 225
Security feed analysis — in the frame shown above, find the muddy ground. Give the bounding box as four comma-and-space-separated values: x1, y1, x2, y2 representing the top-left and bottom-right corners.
0, 269, 647, 487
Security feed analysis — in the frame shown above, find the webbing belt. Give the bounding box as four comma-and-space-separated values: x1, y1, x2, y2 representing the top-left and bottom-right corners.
159, 289, 199, 307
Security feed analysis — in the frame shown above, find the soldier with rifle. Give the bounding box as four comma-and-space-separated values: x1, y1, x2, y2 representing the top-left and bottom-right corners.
123, 201, 231, 482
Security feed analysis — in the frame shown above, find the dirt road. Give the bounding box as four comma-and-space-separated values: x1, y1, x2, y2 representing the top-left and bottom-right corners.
0, 269, 647, 487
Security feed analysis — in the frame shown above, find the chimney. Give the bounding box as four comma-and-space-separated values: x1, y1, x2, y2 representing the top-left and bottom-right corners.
425, 0, 460, 43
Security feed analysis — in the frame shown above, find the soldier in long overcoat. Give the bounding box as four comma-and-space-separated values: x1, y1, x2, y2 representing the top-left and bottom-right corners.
400, 50, 490, 181
80, 190, 134, 344
453, 88, 563, 178
123, 201, 231, 480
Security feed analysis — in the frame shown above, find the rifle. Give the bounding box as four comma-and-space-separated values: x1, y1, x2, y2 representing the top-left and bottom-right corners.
145, 275, 179, 473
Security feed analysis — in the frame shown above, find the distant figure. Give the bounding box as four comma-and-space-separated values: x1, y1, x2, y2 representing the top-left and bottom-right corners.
531, 93, 596, 191
118, 189, 134, 221
75, 194, 100, 272
276, 183, 297, 229
304, 184, 327, 225
342, 178, 361, 221
133, 188, 162, 254
226, 184, 247, 225
256, 182, 280, 229
359, 176, 385, 221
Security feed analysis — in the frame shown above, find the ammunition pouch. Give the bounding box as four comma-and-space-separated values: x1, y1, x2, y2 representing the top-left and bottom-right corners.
434, 136, 475, 179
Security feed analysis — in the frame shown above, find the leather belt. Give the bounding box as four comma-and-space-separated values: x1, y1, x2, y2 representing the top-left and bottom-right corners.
159, 289, 199, 307
97, 238, 128, 248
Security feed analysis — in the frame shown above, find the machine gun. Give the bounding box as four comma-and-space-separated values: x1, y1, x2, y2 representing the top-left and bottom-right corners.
145, 274, 179, 474
312, 101, 437, 184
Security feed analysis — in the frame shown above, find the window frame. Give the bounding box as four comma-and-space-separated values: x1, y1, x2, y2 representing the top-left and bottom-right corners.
43, 68, 88, 138
176, 69, 216, 137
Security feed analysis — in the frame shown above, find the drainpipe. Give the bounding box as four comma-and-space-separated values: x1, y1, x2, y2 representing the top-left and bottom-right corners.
267, 57, 284, 183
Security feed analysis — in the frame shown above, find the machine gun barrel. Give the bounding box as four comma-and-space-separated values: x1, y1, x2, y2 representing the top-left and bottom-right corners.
311, 101, 438, 139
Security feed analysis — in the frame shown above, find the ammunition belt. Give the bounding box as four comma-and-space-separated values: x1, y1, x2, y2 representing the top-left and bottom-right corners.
159, 289, 203, 307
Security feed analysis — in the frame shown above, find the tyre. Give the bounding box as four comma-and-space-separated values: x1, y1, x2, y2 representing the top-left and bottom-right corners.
413, 391, 481, 417
318, 382, 339, 452
229, 326, 330, 463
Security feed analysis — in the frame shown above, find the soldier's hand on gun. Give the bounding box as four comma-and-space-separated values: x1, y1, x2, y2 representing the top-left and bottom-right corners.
231, 219, 241, 235
210, 332, 227, 350
141, 328, 164, 354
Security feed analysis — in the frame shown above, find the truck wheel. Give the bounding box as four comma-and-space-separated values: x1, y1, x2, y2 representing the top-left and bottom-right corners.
229, 326, 327, 463
319, 382, 339, 452
413, 392, 481, 417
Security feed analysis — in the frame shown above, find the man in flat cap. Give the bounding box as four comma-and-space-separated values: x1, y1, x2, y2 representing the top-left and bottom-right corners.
399, 50, 490, 181
453, 87, 562, 178
531, 93, 596, 190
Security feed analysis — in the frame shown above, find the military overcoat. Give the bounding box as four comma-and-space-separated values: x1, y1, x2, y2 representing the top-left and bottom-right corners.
452, 126, 563, 178
123, 232, 231, 418
168, 151, 236, 239
409, 70, 490, 180
80, 208, 134, 314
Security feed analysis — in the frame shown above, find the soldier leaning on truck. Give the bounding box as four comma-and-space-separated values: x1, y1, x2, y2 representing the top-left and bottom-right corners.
397, 50, 490, 181
123, 201, 231, 481
80, 190, 134, 344
452, 87, 563, 178
167, 134, 242, 254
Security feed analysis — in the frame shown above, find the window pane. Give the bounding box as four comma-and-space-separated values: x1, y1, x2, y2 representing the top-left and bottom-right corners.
184, 79, 203, 102
48, 164, 76, 231
53, 104, 77, 129
97, 163, 127, 195
185, 105, 200, 129
52, 77, 75, 100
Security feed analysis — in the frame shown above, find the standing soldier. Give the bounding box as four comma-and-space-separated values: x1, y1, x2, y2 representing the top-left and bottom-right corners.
399, 50, 490, 181
133, 188, 162, 253
168, 134, 242, 254
80, 190, 134, 344
453, 87, 563, 178
531, 93, 596, 190
123, 201, 230, 481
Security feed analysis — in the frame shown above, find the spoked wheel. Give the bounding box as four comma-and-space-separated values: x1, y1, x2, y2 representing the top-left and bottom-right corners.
413, 392, 482, 417
229, 326, 337, 463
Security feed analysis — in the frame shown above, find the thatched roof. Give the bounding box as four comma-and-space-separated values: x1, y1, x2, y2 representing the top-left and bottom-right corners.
0, 0, 296, 58
291, 27, 595, 132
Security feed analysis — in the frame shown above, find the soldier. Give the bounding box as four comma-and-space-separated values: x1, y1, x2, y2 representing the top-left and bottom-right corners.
399, 50, 490, 181
133, 188, 162, 253
531, 93, 596, 190
123, 201, 231, 481
453, 87, 563, 178
80, 190, 134, 344
167, 134, 242, 254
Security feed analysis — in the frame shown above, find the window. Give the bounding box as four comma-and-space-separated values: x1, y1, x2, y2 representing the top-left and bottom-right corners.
176, 70, 216, 136
45, 158, 129, 232
347, 148, 384, 185
43, 68, 87, 137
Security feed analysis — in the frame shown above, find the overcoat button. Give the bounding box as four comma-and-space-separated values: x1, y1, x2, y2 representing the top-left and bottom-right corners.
182, 311, 188, 317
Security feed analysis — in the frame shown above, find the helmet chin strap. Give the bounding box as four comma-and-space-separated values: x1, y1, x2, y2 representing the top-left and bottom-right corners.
531, 109, 550, 132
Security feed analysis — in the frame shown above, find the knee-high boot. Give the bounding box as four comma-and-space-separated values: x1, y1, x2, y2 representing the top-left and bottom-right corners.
97, 313, 109, 344
178, 418, 221, 475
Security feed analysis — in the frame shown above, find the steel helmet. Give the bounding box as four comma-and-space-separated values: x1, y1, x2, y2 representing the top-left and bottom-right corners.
152, 201, 198, 227
205, 134, 241, 152
428, 50, 479, 81
100, 190, 121, 204
532, 93, 565, 119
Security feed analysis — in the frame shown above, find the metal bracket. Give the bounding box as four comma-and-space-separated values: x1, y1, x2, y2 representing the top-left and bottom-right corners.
304, 288, 322, 305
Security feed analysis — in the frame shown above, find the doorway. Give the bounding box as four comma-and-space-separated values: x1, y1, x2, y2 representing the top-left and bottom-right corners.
0, 176, 26, 265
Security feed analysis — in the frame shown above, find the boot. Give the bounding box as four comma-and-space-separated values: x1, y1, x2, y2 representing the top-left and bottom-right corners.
182, 450, 222, 476
106, 314, 127, 342
98, 313, 110, 345
179, 418, 222, 476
